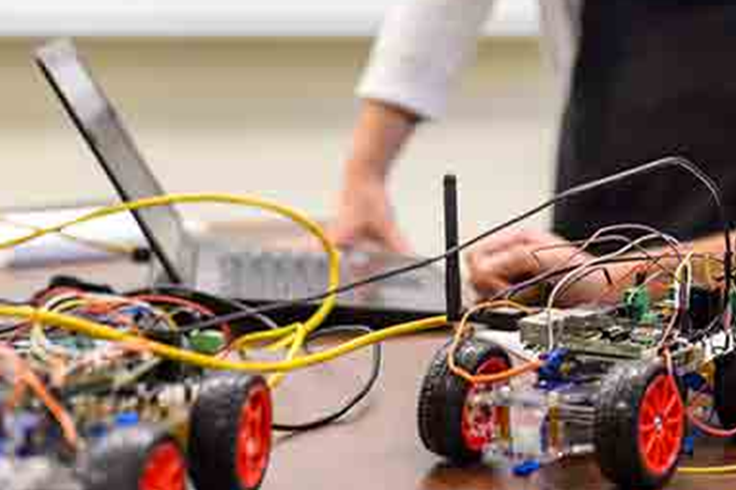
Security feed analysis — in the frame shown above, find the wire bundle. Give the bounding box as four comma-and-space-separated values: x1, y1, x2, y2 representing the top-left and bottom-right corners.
0, 155, 734, 475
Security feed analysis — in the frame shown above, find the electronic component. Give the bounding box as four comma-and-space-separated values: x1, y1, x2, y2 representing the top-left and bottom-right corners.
518, 308, 662, 358
472, 306, 528, 331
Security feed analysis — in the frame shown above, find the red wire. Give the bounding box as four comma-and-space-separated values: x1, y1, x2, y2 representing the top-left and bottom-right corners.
132, 294, 216, 317
686, 386, 736, 437
131, 294, 232, 335
31, 286, 82, 306
662, 346, 736, 438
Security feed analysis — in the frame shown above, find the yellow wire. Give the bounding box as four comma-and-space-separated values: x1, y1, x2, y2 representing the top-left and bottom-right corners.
0, 215, 136, 255
268, 325, 309, 387
0, 193, 341, 383
9, 198, 735, 473
231, 324, 299, 349
0, 305, 447, 372
54, 298, 176, 333
24, 195, 736, 473
264, 331, 299, 352
51, 299, 89, 314
676, 252, 735, 475
33, 296, 178, 367
679, 465, 736, 475
675, 250, 694, 279
660, 252, 736, 475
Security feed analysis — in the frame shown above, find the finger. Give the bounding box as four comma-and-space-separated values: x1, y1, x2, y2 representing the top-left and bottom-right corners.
467, 229, 528, 257
465, 238, 542, 278
468, 269, 510, 298
468, 229, 573, 276
467, 245, 542, 295
468, 228, 555, 258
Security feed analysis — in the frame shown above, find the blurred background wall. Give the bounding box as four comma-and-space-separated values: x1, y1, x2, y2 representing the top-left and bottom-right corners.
0, 1, 559, 257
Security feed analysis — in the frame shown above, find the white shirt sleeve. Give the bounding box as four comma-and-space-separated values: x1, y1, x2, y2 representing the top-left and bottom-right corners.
357, 0, 496, 120
538, 0, 582, 97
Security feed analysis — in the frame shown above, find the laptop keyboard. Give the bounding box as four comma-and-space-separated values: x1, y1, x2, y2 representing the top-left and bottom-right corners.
216, 248, 443, 306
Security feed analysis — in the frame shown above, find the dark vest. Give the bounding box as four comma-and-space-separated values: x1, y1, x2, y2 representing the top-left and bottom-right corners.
553, 0, 736, 241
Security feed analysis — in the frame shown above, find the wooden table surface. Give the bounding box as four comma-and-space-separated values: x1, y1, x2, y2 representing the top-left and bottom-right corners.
267, 331, 736, 490
1, 258, 735, 490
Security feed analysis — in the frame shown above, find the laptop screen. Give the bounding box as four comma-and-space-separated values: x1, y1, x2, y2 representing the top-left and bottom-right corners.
35, 39, 194, 284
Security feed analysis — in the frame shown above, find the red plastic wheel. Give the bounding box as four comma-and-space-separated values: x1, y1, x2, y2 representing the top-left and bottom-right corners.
140, 441, 187, 490
236, 383, 273, 489
637, 373, 684, 476
461, 356, 510, 452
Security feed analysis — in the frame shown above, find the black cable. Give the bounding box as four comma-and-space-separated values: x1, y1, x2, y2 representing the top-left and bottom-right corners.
501, 252, 728, 303
125, 284, 280, 332
0, 323, 25, 336
182, 156, 732, 331
271, 324, 381, 432
502, 235, 681, 302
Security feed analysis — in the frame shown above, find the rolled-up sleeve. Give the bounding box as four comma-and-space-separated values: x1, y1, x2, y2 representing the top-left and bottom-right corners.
357, 0, 496, 120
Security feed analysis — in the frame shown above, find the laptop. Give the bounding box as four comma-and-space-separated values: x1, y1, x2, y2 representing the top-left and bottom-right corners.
34, 39, 448, 327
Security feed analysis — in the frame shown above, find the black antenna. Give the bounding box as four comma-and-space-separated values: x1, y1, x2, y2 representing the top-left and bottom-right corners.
444, 174, 462, 322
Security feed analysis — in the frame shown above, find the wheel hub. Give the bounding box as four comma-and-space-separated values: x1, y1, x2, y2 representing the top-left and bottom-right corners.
637, 374, 684, 476
461, 356, 510, 452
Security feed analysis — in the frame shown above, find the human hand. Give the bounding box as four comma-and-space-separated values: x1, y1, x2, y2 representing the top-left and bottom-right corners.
328, 171, 412, 254
465, 228, 623, 306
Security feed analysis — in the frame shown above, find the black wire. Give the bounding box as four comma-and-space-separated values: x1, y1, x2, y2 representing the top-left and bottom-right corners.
125, 284, 280, 331
182, 156, 732, 331
271, 324, 382, 432
0, 323, 25, 336
133, 291, 382, 431
502, 252, 731, 303
501, 240, 683, 302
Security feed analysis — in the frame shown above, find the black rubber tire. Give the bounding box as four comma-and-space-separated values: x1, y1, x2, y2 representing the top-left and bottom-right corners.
188, 373, 272, 490
417, 338, 511, 464
594, 361, 684, 489
714, 350, 736, 433
77, 424, 185, 490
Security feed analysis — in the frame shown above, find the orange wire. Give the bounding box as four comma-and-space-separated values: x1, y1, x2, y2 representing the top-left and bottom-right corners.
0, 344, 80, 449
21, 369, 80, 449
447, 300, 542, 385
132, 294, 231, 335
683, 372, 736, 438
660, 346, 736, 438
687, 401, 736, 438
132, 294, 217, 317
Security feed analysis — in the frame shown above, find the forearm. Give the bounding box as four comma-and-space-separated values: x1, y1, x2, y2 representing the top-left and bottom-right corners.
332, 99, 418, 252
344, 99, 420, 184
347, 0, 496, 181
